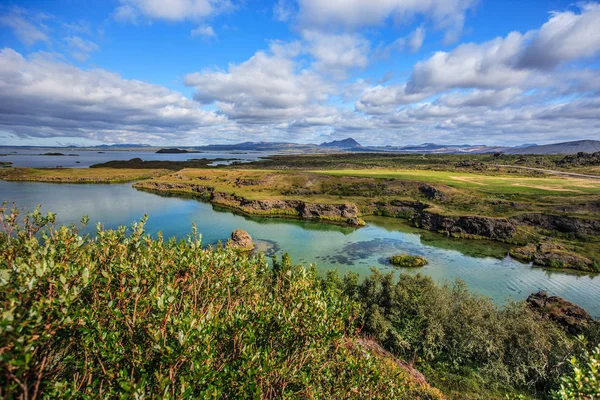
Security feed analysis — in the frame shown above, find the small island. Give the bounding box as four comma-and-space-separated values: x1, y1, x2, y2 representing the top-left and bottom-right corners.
389, 253, 428, 268
156, 148, 191, 154
39, 152, 79, 156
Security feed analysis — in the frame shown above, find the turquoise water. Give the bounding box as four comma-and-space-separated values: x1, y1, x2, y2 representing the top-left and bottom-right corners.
1, 180, 599, 317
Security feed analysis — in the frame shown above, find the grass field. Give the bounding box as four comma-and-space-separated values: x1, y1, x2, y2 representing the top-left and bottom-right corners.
0, 167, 171, 183
312, 169, 600, 195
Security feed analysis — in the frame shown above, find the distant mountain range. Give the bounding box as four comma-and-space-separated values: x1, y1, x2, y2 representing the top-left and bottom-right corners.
3, 138, 599, 155
504, 140, 600, 155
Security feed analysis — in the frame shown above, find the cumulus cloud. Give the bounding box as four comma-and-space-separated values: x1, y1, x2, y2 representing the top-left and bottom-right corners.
184, 42, 335, 123
114, 0, 233, 22
0, 48, 227, 144
294, 0, 477, 42
403, 4, 600, 94
301, 30, 370, 75
518, 3, 600, 69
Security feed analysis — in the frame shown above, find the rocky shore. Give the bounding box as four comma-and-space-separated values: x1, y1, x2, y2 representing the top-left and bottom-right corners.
135, 181, 366, 226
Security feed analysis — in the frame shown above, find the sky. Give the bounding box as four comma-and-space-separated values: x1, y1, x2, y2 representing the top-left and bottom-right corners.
0, 0, 599, 147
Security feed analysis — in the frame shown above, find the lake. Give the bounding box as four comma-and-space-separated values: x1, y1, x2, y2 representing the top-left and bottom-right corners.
0, 148, 269, 168
2, 179, 599, 317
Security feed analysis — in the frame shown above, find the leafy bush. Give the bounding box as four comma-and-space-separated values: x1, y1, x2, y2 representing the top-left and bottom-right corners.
328, 269, 582, 398
553, 338, 600, 399
0, 205, 441, 399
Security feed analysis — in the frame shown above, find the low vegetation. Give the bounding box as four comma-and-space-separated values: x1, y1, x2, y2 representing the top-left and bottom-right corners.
326, 269, 600, 399
1, 206, 599, 399
554, 340, 600, 399
0, 206, 442, 399
389, 253, 428, 268
0, 167, 171, 183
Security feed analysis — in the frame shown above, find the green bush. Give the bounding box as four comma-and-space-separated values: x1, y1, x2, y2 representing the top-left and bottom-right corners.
0, 205, 441, 399
329, 269, 582, 398
553, 338, 600, 399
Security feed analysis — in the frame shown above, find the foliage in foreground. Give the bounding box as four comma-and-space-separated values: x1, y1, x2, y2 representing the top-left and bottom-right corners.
327, 269, 599, 399
554, 339, 600, 399
0, 205, 441, 399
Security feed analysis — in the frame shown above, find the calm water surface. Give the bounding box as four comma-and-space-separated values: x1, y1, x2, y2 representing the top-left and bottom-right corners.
0, 148, 268, 168
1, 180, 599, 317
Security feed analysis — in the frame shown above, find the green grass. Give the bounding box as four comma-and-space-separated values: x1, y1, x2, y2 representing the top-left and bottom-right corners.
311, 169, 600, 195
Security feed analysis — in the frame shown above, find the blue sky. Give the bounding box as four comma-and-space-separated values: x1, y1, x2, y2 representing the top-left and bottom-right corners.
0, 0, 599, 146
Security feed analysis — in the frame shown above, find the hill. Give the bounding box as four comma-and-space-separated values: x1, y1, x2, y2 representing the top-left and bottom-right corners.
506, 140, 600, 155
320, 138, 362, 148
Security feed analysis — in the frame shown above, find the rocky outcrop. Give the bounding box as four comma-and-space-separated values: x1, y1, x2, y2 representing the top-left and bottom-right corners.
136, 181, 365, 226
511, 213, 600, 236
371, 199, 517, 239
527, 291, 594, 335
228, 229, 254, 251
509, 242, 595, 272
419, 184, 449, 201
415, 211, 516, 240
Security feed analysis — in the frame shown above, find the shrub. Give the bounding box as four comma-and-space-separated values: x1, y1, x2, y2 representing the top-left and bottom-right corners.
553, 338, 600, 399
0, 205, 441, 399
330, 269, 580, 398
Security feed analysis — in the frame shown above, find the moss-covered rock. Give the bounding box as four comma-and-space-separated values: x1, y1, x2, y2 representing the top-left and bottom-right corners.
510, 242, 595, 272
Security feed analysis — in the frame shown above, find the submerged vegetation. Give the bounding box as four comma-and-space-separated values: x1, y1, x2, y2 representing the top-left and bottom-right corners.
389, 253, 428, 268
1, 206, 599, 399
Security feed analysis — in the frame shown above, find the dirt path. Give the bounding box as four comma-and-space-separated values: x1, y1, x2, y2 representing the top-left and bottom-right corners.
490, 164, 600, 180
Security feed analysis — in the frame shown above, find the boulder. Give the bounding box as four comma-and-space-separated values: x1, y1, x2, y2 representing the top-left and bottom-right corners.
419, 184, 449, 201
228, 229, 254, 251
527, 291, 593, 335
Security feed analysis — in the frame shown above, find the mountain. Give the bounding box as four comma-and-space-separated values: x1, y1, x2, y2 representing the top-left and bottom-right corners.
319, 138, 362, 148
505, 140, 600, 155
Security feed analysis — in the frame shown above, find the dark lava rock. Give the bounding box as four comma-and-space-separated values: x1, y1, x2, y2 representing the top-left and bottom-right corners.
228, 229, 254, 251
527, 291, 593, 335
416, 212, 516, 240
419, 184, 449, 201
511, 213, 600, 236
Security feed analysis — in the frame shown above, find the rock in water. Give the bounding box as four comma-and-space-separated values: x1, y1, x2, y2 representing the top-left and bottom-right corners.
228, 229, 254, 251
526, 291, 593, 335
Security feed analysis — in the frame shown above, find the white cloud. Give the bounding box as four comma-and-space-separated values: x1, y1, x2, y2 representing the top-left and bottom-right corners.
191, 24, 216, 38
294, 0, 477, 42
184, 42, 335, 123
518, 3, 600, 69
0, 48, 227, 144
404, 4, 600, 94
301, 30, 370, 75
114, 0, 234, 22
273, 0, 295, 22
65, 36, 99, 61
0, 8, 50, 46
